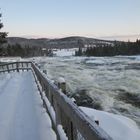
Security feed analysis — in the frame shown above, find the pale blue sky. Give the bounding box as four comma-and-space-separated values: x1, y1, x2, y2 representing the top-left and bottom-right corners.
1, 0, 140, 40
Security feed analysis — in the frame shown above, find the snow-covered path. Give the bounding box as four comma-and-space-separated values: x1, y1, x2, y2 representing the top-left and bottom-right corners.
0, 71, 56, 140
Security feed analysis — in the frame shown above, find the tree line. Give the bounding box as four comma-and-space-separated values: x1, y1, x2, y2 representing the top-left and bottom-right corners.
75, 40, 140, 56
0, 43, 53, 57
0, 12, 53, 57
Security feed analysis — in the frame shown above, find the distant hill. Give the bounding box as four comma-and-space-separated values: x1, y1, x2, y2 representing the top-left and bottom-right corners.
6, 37, 50, 48
6, 36, 115, 49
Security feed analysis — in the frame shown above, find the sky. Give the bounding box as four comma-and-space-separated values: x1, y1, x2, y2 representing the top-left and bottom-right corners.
0, 0, 140, 41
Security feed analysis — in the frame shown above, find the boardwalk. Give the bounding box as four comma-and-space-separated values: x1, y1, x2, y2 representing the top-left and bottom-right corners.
0, 61, 113, 140
0, 71, 56, 140
0, 61, 140, 140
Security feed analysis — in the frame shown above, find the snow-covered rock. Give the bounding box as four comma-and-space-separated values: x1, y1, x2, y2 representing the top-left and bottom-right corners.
80, 107, 140, 140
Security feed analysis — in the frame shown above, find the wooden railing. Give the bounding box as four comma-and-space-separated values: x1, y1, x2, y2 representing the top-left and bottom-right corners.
0, 61, 31, 73
0, 61, 112, 140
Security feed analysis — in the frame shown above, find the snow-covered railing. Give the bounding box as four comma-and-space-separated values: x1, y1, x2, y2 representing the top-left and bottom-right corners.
0, 61, 112, 140
0, 61, 31, 73
31, 62, 112, 140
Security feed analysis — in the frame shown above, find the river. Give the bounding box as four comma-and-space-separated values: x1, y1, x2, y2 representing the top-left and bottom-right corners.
35, 55, 140, 128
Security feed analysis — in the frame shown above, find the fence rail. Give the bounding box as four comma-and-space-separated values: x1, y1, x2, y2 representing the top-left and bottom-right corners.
0, 61, 31, 73
0, 61, 112, 140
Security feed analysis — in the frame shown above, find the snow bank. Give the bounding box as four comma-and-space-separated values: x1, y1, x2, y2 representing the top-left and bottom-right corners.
0, 57, 22, 62
80, 107, 140, 140
53, 48, 77, 57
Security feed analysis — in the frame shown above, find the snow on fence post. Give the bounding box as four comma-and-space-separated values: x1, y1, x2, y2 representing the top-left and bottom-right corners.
57, 77, 66, 94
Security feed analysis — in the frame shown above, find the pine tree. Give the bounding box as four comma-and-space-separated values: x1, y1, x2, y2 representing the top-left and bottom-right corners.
0, 12, 7, 45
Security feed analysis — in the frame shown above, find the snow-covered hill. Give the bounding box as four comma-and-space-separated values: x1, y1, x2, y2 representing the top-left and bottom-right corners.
5, 36, 115, 49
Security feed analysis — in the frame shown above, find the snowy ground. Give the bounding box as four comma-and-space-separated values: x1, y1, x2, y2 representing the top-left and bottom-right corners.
80, 107, 140, 140
0, 71, 56, 140
1, 52, 140, 140
0, 57, 22, 62
53, 48, 77, 57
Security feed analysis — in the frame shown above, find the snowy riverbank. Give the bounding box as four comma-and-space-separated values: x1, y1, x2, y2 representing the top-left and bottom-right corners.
81, 107, 140, 140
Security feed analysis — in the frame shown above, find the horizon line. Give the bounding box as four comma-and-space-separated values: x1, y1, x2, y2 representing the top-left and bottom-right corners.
7, 34, 140, 42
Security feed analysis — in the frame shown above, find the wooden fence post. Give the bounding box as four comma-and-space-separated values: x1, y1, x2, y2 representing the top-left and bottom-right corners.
43, 69, 47, 74
6, 65, 10, 73
16, 62, 19, 72
57, 77, 66, 94
26, 62, 28, 71
2, 65, 4, 73
22, 62, 24, 71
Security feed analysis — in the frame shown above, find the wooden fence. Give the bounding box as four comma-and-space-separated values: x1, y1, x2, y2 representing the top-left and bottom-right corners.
0, 61, 31, 73
0, 61, 112, 140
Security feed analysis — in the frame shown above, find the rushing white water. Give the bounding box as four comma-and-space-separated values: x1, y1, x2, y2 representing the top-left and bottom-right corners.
35, 55, 140, 128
